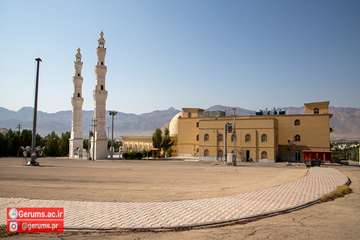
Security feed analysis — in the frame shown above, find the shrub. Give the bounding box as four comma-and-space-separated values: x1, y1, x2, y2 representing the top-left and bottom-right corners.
122, 151, 144, 160
320, 185, 352, 202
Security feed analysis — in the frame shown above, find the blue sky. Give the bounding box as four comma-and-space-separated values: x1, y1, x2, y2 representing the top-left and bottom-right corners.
0, 0, 359, 113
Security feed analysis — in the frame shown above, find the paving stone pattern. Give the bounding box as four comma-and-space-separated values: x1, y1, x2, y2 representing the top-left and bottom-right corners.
0, 167, 348, 230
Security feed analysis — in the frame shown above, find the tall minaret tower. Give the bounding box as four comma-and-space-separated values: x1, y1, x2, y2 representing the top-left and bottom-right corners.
69, 48, 84, 158
90, 31, 108, 160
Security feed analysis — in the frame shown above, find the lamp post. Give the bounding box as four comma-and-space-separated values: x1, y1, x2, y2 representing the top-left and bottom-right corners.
232, 108, 237, 166
29, 58, 42, 166
109, 111, 117, 159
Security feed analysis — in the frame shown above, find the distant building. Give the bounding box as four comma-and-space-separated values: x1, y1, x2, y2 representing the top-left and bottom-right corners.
0, 128, 8, 135
121, 136, 152, 152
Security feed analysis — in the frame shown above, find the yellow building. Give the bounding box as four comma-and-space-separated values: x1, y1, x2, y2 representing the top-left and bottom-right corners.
121, 136, 152, 152
169, 101, 332, 162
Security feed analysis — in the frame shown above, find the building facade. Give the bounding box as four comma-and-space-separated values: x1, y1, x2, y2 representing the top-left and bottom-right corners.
169, 101, 332, 162
121, 136, 153, 152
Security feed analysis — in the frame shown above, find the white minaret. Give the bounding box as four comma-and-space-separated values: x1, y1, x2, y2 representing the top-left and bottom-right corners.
69, 48, 84, 158
90, 31, 108, 160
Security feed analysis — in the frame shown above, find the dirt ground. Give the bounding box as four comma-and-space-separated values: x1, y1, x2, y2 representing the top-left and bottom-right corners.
1, 158, 359, 239
0, 158, 305, 202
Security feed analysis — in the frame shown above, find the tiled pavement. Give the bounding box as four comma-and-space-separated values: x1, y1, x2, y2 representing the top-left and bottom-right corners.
0, 167, 349, 230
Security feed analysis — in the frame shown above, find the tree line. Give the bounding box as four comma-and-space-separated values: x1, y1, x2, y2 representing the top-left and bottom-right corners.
0, 129, 70, 157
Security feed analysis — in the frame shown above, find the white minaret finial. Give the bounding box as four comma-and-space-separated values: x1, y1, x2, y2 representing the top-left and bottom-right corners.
90, 32, 108, 160
69, 48, 84, 159
98, 31, 105, 47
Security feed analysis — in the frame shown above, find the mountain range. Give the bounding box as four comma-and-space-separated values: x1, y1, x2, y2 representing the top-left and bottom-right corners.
0, 105, 359, 140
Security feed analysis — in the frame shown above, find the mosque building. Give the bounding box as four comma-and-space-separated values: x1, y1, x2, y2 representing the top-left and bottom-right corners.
69, 33, 331, 162
170, 101, 331, 162
123, 101, 332, 162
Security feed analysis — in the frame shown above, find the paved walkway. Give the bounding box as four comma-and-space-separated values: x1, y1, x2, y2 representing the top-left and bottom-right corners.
0, 167, 349, 230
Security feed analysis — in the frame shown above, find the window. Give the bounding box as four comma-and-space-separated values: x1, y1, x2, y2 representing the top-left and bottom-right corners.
204, 133, 209, 141
196, 122, 199, 127
231, 133, 236, 143
245, 134, 251, 143
294, 119, 300, 126
188, 112, 192, 118
100, 85, 104, 90
196, 134, 199, 141
204, 149, 209, 157
77, 73, 80, 77
217, 133, 223, 142
77, 93, 81, 97
261, 134, 267, 143
261, 151, 268, 159
217, 149, 223, 158
101, 61, 104, 65
294, 134, 301, 142
314, 108, 319, 114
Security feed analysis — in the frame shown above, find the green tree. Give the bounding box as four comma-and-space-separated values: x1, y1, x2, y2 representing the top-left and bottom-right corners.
152, 128, 163, 149
83, 139, 89, 151
59, 131, 70, 156
152, 128, 162, 157
20, 129, 32, 147
161, 128, 173, 157
43, 131, 60, 156
0, 133, 7, 157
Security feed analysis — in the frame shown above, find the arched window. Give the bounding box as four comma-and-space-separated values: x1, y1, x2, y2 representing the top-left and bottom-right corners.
294, 134, 301, 142
217, 133, 223, 142
294, 119, 300, 126
204, 149, 209, 156
196, 134, 199, 141
231, 133, 236, 143
204, 133, 209, 141
261, 151, 268, 159
261, 134, 267, 143
187, 112, 192, 118
196, 122, 199, 127
314, 108, 319, 114
245, 134, 251, 143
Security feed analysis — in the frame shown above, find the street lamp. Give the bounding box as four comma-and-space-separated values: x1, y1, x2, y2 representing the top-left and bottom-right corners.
29, 58, 42, 166
109, 111, 117, 159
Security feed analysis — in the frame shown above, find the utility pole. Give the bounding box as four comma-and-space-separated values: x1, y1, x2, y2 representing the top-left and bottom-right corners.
232, 108, 237, 166
109, 111, 117, 159
17, 123, 21, 136
29, 58, 42, 166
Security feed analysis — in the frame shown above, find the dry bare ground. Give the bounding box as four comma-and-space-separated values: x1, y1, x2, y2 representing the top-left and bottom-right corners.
0, 158, 305, 202
0, 158, 359, 239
